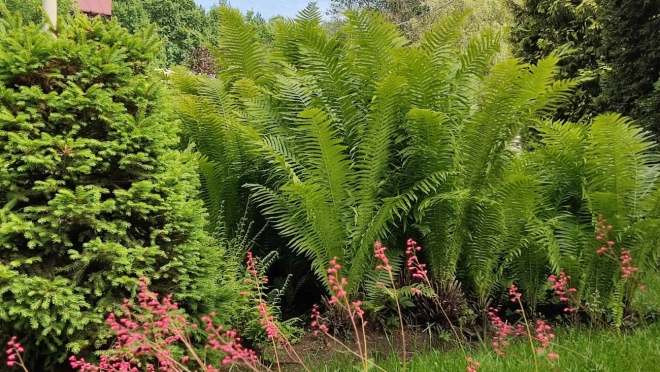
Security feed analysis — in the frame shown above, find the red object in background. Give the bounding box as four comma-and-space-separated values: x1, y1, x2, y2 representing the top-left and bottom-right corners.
78, 0, 112, 16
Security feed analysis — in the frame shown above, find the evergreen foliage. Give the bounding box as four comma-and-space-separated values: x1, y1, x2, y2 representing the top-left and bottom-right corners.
508, 0, 601, 123
595, 0, 660, 139
112, 0, 277, 68
0, 11, 222, 369
508, 0, 660, 138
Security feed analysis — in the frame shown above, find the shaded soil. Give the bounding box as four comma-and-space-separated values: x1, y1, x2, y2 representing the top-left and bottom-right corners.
264, 328, 456, 371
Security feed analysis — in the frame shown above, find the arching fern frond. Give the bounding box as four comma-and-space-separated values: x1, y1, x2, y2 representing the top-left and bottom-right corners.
343, 10, 408, 102
420, 10, 468, 66
585, 114, 656, 227
213, 6, 271, 85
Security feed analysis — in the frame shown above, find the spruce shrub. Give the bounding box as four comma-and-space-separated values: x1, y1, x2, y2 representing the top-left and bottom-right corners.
0, 11, 224, 368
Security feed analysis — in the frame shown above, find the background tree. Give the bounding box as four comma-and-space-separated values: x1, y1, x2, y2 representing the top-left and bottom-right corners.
111, 0, 151, 34
508, 0, 601, 123
508, 0, 660, 139
206, 6, 277, 45
595, 0, 660, 140
406, 0, 513, 60
329, 0, 431, 35
113, 0, 215, 66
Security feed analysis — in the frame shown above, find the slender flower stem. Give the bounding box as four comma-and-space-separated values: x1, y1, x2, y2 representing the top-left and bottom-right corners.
517, 302, 539, 372
405, 239, 472, 369
549, 342, 605, 369
387, 267, 407, 371
343, 295, 367, 372
424, 276, 469, 357
319, 334, 388, 372
16, 354, 28, 372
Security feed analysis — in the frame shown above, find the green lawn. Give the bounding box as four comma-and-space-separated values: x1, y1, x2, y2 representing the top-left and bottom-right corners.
365, 324, 660, 371
318, 274, 660, 372
316, 324, 660, 371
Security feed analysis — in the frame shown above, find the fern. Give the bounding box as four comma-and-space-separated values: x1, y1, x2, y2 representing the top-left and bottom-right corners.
171, 70, 256, 235
212, 6, 271, 85
173, 4, 660, 318
516, 113, 660, 323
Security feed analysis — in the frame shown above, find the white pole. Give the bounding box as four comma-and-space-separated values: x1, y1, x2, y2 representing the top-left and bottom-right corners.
42, 0, 57, 32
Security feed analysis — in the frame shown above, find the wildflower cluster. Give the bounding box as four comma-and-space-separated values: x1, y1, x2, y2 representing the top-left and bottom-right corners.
66, 278, 264, 372
327, 257, 349, 305
620, 249, 638, 279
257, 303, 280, 342
405, 239, 427, 280
595, 214, 615, 255
326, 257, 363, 316
374, 242, 392, 271
548, 270, 578, 313
487, 307, 512, 356
245, 254, 286, 343
6, 336, 26, 371
312, 256, 373, 371
243, 253, 309, 371
329, 257, 366, 329
488, 284, 560, 365
245, 252, 265, 283
200, 315, 259, 368
310, 304, 329, 335
508, 284, 522, 303
594, 217, 643, 290
405, 239, 479, 372
534, 319, 557, 359
466, 357, 481, 372
374, 242, 408, 370
405, 239, 428, 295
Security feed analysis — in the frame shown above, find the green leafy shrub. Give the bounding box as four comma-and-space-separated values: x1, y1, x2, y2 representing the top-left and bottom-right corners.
0, 11, 224, 369
112, 0, 215, 66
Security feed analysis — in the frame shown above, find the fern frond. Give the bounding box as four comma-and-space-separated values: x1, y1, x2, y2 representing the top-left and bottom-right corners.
213, 6, 271, 85
353, 75, 408, 217
343, 10, 408, 102
585, 114, 656, 227
294, 2, 323, 28
295, 108, 353, 216
420, 10, 467, 66
453, 28, 502, 93
295, 26, 361, 140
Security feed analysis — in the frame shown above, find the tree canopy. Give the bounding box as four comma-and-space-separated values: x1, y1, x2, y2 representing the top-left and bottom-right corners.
113, 0, 215, 66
